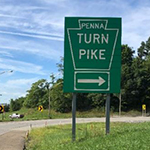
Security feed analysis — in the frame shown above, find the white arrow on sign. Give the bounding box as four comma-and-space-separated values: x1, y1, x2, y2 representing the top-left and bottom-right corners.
78, 76, 105, 86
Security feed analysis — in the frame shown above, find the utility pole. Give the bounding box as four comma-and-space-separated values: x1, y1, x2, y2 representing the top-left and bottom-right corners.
47, 79, 63, 119
48, 73, 55, 119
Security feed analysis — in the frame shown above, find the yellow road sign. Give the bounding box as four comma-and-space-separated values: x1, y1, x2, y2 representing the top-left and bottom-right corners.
142, 104, 146, 111
38, 105, 43, 112
0, 105, 4, 113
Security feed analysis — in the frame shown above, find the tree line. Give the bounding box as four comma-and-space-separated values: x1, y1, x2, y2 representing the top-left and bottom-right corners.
8, 37, 150, 113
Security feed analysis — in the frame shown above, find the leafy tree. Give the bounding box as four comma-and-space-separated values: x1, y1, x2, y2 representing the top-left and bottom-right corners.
121, 45, 135, 110
4, 104, 9, 112
87, 93, 106, 110
10, 97, 25, 111
137, 55, 150, 111
56, 56, 64, 75
50, 79, 72, 113
23, 79, 48, 108
138, 41, 146, 59
122, 45, 134, 66
126, 37, 150, 110
110, 94, 120, 112
145, 37, 150, 55
138, 37, 150, 59
50, 73, 55, 85
76, 93, 91, 111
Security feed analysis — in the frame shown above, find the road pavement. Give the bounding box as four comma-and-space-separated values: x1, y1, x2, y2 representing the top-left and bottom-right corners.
0, 131, 25, 150
1, 116, 150, 150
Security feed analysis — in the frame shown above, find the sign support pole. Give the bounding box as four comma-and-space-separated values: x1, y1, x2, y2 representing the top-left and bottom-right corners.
72, 93, 76, 142
106, 94, 110, 134
119, 93, 121, 117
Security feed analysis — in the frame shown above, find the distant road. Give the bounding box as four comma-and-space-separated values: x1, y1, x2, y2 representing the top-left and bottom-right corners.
1, 116, 150, 135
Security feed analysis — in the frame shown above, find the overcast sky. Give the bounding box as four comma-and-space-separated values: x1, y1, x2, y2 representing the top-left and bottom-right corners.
0, 0, 150, 103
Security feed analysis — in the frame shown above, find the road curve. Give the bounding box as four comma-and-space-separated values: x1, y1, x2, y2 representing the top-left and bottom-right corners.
1, 116, 150, 135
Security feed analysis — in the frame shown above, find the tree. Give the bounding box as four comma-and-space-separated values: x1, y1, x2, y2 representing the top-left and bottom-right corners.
50, 73, 55, 85
4, 104, 10, 112
138, 37, 150, 59
56, 56, 64, 76
145, 37, 150, 55
126, 37, 150, 110
87, 93, 106, 110
121, 45, 135, 110
138, 41, 146, 59
23, 79, 48, 108
76, 93, 91, 111
138, 55, 150, 111
10, 97, 25, 111
122, 45, 134, 66
50, 79, 72, 113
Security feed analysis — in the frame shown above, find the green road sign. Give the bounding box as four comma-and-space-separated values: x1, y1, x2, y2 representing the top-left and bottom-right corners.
64, 17, 121, 93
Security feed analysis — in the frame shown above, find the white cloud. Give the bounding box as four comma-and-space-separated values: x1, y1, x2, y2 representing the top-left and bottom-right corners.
0, 50, 13, 58
0, 46, 61, 62
0, 78, 39, 103
122, 6, 150, 50
0, 58, 45, 75
0, 30, 63, 41
0, 14, 25, 19
6, 78, 38, 86
0, 3, 65, 33
0, 36, 62, 61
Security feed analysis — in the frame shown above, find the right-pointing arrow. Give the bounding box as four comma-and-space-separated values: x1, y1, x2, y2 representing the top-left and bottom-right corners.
78, 76, 105, 86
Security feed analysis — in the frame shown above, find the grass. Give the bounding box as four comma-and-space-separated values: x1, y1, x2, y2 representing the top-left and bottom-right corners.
0, 107, 106, 122
0, 107, 143, 122
26, 121, 150, 150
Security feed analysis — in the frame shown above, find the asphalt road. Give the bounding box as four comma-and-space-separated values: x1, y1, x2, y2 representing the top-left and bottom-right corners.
1, 116, 150, 135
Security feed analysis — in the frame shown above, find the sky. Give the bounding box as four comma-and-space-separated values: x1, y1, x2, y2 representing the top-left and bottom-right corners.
0, 0, 150, 104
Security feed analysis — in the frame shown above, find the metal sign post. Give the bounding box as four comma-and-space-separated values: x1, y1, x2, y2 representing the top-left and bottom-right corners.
72, 93, 76, 141
119, 93, 121, 117
106, 94, 110, 134
142, 104, 146, 117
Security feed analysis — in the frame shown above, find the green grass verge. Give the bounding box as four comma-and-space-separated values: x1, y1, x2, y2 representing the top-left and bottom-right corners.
0, 107, 106, 122
26, 122, 150, 150
0, 107, 142, 122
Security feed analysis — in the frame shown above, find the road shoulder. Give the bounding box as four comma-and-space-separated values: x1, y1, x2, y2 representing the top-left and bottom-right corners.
0, 131, 26, 150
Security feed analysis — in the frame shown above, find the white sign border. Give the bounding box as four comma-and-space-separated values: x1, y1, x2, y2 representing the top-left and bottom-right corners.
67, 19, 119, 71
74, 71, 110, 91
